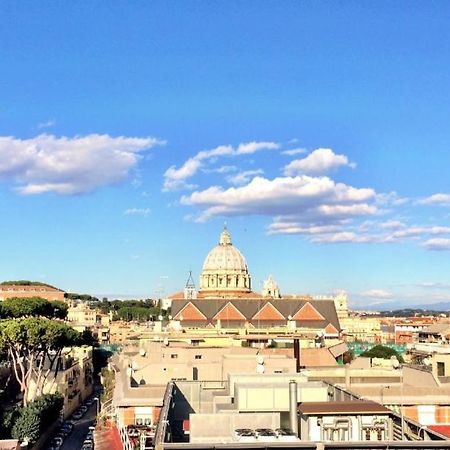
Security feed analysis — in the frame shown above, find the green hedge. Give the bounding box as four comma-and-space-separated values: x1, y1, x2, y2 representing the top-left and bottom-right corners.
1, 393, 63, 444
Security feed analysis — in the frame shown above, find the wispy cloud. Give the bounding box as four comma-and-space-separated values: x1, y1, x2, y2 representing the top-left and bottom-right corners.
0, 134, 164, 195
419, 193, 450, 206
163, 141, 279, 191
281, 148, 307, 156
359, 289, 394, 299
203, 165, 238, 174
226, 169, 264, 186
37, 119, 56, 129
124, 208, 151, 216
423, 238, 450, 251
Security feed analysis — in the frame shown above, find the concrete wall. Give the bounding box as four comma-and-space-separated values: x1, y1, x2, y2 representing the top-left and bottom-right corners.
235, 383, 328, 412
190, 412, 280, 443
228, 373, 308, 397
403, 365, 439, 387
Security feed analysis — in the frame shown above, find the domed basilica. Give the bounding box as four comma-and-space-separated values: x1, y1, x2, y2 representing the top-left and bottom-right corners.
199, 226, 252, 296
169, 226, 344, 337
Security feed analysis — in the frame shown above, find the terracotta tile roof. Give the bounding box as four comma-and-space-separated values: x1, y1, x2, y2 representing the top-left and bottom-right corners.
428, 425, 450, 438
171, 298, 341, 332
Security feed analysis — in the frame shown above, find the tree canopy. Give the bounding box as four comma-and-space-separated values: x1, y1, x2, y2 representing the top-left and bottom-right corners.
0, 317, 81, 405
0, 297, 80, 406
0, 297, 68, 319
360, 344, 404, 363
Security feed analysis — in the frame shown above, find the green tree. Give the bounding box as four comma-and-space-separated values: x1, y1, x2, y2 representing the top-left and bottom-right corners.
49, 300, 69, 319
1, 297, 68, 319
0, 317, 80, 406
11, 406, 41, 444
360, 344, 404, 363
5, 393, 63, 444
80, 328, 99, 347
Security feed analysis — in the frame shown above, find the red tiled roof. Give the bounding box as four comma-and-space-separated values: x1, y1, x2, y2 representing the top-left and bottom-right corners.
428, 425, 450, 438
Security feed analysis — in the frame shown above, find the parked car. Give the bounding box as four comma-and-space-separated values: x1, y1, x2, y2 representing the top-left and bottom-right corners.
82, 439, 94, 450
60, 422, 74, 434
85, 397, 95, 407
80, 405, 88, 414
72, 410, 83, 420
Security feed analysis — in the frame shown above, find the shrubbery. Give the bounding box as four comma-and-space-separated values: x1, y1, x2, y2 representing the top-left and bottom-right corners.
360, 344, 404, 363
0, 393, 63, 444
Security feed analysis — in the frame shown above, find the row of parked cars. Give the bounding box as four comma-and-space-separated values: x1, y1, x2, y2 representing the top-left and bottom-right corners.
47, 396, 97, 450
47, 421, 74, 450
234, 428, 299, 442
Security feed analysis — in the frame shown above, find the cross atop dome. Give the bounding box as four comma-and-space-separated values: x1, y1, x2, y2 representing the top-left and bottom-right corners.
219, 223, 232, 246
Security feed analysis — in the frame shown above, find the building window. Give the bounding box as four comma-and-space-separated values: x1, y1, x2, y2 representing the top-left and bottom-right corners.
195, 355, 202, 360
438, 361, 445, 376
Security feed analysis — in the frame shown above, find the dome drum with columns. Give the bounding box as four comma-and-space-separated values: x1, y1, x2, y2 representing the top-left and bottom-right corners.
199, 226, 252, 294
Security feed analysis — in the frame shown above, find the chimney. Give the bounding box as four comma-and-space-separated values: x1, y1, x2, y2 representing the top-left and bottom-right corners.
293, 338, 301, 372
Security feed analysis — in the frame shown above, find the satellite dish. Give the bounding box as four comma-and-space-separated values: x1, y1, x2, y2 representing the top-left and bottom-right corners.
163, 338, 169, 346
423, 358, 431, 366
257, 355, 265, 365
132, 361, 139, 370
139, 348, 146, 357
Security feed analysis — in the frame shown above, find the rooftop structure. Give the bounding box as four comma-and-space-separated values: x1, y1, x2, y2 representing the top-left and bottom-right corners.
0, 280, 65, 301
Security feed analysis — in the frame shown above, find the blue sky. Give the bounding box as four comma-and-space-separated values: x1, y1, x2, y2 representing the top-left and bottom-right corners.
1, 1, 450, 307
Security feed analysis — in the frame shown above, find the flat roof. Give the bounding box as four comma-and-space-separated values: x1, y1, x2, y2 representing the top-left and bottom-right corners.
298, 400, 390, 415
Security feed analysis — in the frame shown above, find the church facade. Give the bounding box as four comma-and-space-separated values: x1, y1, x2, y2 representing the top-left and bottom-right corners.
170, 226, 342, 337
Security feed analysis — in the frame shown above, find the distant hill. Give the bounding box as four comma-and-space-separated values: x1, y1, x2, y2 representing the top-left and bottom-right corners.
350, 300, 450, 314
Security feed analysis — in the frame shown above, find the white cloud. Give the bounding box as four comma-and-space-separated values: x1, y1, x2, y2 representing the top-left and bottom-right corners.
236, 141, 279, 154
419, 193, 450, 206
124, 208, 151, 217
281, 148, 307, 156
163, 141, 279, 191
311, 232, 375, 244
380, 220, 406, 230
284, 148, 355, 176
385, 226, 450, 241
267, 223, 341, 235
422, 238, 450, 251
0, 134, 163, 195
360, 289, 394, 299
163, 158, 202, 191
182, 175, 376, 223
226, 169, 264, 186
